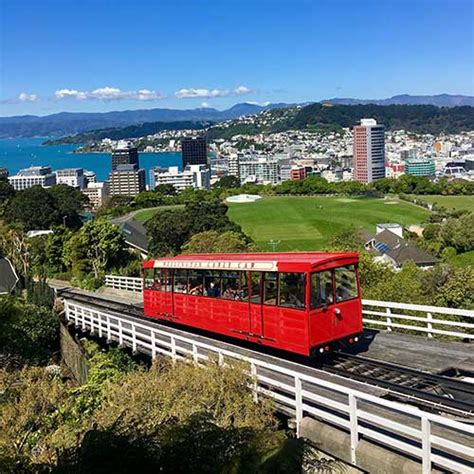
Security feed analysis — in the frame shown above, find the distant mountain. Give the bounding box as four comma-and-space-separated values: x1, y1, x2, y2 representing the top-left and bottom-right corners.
0, 102, 292, 139
324, 94, 474, 107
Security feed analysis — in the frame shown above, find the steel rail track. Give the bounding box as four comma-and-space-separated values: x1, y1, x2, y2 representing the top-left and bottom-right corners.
59, 289, 474, 419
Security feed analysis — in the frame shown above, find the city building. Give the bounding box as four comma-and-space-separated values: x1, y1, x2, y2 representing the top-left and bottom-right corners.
353, 118, 386, 183
227, 153, 240, 179
401, 149, 417, 161
84, 170, 97, 185
0, 167, 8, 179
109, 164, 145, 197
55, 168, 85, 189
290, 166, 307, 180
111, 141, 139, 171
8, 166, 56, 191
405, 158, 435, 177
150, 165, 210, 191
181, 136, 208, 168
82, 182, 109, 210
238, 156, 280, 184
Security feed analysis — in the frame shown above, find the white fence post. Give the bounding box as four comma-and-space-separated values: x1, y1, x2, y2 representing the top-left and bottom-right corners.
349, 394, 359, 464
295, 377, 303, 438
421, 417, 431, 474
386, 307, 392, 332
427, 312, 433, 338
250, 362, 258, 403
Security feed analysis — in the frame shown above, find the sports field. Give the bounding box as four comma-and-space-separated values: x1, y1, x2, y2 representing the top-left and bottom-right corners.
227, 196, 430, 251
409, 195, 474, 212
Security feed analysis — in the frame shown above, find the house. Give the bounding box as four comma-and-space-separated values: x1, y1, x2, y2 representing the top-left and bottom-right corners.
0, 257, 19, 294
362, 224, 438, 269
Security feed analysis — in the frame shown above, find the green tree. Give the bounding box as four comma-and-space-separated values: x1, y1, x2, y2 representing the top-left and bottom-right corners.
145, 209, 191, 256
0, 178, 15, 205
154, 183, 177, 196
214, 175, 240, 189
48, 184, 88, 229
182, 230, 255, 254
4, 186, 59, 230
63, 221, 127, 279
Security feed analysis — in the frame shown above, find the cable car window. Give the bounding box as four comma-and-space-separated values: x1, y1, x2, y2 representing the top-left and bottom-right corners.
239, 271, 249, 302
311, 271, 334, 309
249, 272, 262, 304
221, 271, 240, 300
279, 273, 306, 310
174, 269, 188, 294
144, 269, 155, 289
188, 270, 205, 296
263, 272, 278, 305
335, 265, 358, 303
161, 269, 172, 292
204, 270, 221, 298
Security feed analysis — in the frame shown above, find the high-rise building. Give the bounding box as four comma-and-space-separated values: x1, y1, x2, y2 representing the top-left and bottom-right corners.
111, 141, 139, 171
109, 164, 145, 197
353, 118, 385, 183
55, 168, 85, 189
150, 165, 210, 191
181, 136, 208, 168
8, 166, 56, 190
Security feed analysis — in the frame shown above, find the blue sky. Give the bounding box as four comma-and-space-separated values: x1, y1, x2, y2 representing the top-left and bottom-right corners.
0, 0, 472, 116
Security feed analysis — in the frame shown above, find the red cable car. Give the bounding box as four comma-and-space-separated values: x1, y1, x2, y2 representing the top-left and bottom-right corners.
142, 252, 363, 356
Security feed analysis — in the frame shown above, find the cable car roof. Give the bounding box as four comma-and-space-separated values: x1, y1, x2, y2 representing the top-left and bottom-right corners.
144, 252, 359, 272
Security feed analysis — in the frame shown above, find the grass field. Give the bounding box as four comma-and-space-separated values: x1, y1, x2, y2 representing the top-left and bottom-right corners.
227, 196, 430, 251
133, 205, 184, 222
410, 195, 474, 212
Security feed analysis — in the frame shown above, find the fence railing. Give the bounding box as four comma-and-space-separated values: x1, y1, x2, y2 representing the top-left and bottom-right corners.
104, 275, 474, 340
105, 275, 143, 292
64, 299, 474, 474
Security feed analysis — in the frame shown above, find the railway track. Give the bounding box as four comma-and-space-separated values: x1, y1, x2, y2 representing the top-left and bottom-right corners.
59, 288, 474, 420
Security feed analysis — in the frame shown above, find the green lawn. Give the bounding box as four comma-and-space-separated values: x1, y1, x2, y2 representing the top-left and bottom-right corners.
410, 195, 474, 212
227, 196, 430, 251
134, 205, 184, 222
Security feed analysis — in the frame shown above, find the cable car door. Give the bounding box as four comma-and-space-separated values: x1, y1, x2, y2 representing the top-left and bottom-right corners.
248, 272, 263, 337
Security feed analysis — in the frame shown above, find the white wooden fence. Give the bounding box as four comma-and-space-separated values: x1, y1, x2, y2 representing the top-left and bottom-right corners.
64, 299, 474, 474
104, 275, 474, 340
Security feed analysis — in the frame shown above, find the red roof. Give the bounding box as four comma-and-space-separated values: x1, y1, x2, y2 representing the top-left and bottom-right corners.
144, 252, 358, 272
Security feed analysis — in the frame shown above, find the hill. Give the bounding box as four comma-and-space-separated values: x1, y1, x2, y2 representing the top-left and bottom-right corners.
1, 93, 473, 139
325, 94, 474, 107
0, 102, 290, 139
207, 103, 474, 139
43, 120, 211, 145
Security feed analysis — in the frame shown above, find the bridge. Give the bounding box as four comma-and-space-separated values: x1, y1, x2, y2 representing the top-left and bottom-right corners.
57, 276, 474, 474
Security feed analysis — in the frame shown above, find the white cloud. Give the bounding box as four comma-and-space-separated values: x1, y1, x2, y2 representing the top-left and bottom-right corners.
175, 85, 254, 99
201, 102, 211, 108
234, 85, 253, 95
18, 92, 38, 102
54, 86, 163, 101
54, 89, 87, 100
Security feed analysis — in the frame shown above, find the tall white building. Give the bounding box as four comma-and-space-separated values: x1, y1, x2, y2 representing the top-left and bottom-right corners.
238, 156, 280, 184
8, 166, 56, 191
55, 168, 85, 189
150, 165, 210, 191
353, 118, 386, 183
